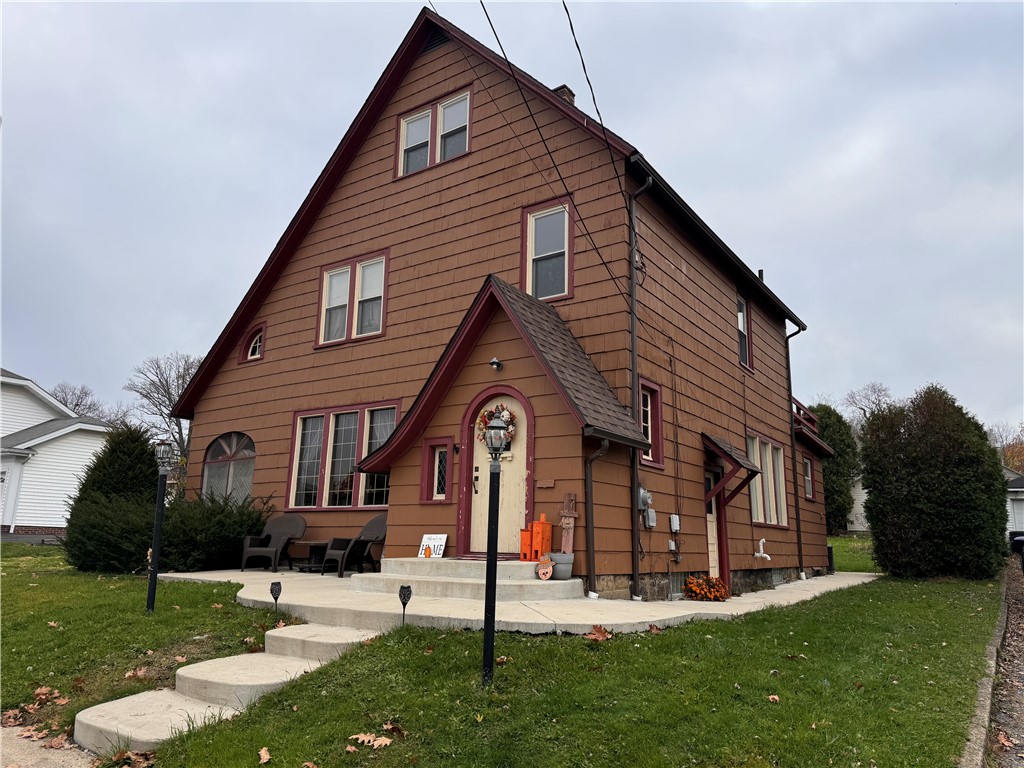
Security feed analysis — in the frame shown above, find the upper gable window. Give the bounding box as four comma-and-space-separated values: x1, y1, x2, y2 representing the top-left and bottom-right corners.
397, 90, 471, 177
524, 203, 572, 300
737, 296, 753, 369
318, 254, 387, 346
239, 323, 266, 363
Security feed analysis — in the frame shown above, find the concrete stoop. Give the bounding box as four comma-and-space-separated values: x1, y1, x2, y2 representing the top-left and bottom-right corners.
73, 625, 368, 756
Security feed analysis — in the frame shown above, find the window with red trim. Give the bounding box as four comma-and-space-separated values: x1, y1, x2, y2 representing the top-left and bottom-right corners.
398, 91, 470, 176
202, 432, 255, 502
522, 200, 574, 301
290, 403, 397, 509
318, 254, 387, 346
420, 437, 454, 503
639, 381, 663, 466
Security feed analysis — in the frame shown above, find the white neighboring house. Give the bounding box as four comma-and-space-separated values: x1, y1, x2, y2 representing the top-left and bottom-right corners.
847, 476, 869, 533
1, 369, 110, 534
1004, 466, 1024, 536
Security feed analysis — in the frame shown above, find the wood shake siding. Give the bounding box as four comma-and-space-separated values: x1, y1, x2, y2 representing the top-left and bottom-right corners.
184, 37, 630, 542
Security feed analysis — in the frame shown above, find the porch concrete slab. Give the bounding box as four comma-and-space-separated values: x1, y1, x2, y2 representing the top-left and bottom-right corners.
74, 689, 238, 755
175, 653, 323, 708
161, 570, 878, 635
349, 571, 584, 600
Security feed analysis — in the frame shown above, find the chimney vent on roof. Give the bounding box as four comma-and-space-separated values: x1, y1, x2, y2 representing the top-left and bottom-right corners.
552, 84, 576, 106
758, 269, 764, 281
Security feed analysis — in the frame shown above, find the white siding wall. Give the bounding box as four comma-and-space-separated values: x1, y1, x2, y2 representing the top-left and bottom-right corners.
848, 477, 870, 532
13, 431, 107, 528
1, 386, 63, 436
1008, 494, 1024, 534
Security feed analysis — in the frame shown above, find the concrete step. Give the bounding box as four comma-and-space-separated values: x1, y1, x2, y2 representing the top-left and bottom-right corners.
175, 653, 322, 709
379, 557, 546, 580
265, 624, 378, 661
348, 571, 584, 601
74, 689, 239, 755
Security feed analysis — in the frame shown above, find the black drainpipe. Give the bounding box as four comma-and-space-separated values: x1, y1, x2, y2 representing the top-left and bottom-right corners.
629, 173, 653, 599
584, 438, 610, 596
786, 325, 805, 575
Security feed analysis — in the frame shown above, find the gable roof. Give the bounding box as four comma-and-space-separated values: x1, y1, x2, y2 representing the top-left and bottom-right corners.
1, 416, 110, 451
173, 7, 805, 419
1, 368, 77, 418
361, 276, 648, 472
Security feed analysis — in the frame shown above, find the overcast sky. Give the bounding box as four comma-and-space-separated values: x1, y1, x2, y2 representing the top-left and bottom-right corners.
3, 2, 1022, 430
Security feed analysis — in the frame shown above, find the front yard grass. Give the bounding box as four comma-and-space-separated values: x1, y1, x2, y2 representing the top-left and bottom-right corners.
158, 577, 1000, 768
829, 534, 882, 573
0, 542, 296, 733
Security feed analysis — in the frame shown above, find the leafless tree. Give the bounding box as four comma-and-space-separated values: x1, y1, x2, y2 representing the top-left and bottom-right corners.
50, 381, 105, 417
843, 381, 894, 429
49, 381, 137, 426
988, 420, 1024, 472
124, 352, 203, 460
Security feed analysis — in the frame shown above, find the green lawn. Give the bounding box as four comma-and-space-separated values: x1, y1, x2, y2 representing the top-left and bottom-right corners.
158, 577, 1001, 768
0, 542, 297, 732
2, 542, 1001, 767
829, 534, 882, 573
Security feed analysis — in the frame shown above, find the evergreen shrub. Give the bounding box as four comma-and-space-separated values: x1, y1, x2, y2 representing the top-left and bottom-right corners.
160, 495, 272, 572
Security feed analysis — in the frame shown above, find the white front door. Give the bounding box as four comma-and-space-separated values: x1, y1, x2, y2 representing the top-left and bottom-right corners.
705, 471, 720, 578
470, 397, 528, 554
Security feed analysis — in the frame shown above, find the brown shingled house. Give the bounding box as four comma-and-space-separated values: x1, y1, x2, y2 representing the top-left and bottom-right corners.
171, 8, 833, 598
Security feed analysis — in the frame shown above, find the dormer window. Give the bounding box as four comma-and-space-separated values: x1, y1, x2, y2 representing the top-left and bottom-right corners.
397, 90, 471, 177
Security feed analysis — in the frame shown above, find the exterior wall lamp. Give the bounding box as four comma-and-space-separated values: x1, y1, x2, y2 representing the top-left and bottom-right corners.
146, 440, 175, 613
482, 414, 508, 685
489, 357, 503, 372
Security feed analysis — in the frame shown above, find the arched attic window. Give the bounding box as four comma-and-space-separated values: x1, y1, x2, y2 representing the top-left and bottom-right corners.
239, 323, 266, 363
201, 432, 256, 502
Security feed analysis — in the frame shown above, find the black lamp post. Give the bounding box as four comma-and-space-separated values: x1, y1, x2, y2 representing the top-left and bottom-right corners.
482, 414, 508, 686
146, 441, 174, 613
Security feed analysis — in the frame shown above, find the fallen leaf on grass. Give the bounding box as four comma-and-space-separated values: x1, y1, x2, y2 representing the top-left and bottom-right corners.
495, 656, 512, 666
173, 605, 181, 610
371, 736, 392, 749
34, 687, 53, 702
423, 646, 433, 655
345, 745, 359, 753
28, 583, 39, 587
54, 698, 70, 706
43, 733, 70, 749
648, 624, 664, 634
22, 704, 39, 714
174, 656, 188, 664
2, 708, 24, 726
382, 721, 405, 736
46, 621, 58, 628
767, 695, 780, 703
301, 763, 318, 768
18, 726, 49, 740
258, 746, 272, 763
350, 734, 377, 745
584, 625, 613, 641
275, 619, 286, 629
996, 731, 1020, 750
124, 667, 148, 679
212, 603, 223, 609
243, 636, 257, 645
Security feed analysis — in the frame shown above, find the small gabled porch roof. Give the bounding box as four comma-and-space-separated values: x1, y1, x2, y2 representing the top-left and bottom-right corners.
361, 275, 648, 473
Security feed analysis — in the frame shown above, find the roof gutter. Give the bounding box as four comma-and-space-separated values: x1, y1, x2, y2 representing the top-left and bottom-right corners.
786, 325, 806, 576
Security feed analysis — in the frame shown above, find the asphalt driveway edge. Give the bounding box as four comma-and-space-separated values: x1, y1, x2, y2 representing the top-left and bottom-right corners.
960, 570, 1009, 768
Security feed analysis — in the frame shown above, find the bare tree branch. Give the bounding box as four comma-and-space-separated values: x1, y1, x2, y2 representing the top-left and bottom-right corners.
50, 381, 105, 417
842, 381, 894, 429
124, 352, 202, 459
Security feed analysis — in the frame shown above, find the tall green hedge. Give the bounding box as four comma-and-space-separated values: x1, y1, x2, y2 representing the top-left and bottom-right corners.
809, 403, 860, 535
862, 384, 1007, 579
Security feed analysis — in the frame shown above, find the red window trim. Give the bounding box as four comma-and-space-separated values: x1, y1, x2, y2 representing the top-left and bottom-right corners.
638, 378, 664, 469
420, 436, 454, 504
313, 251, 390, 350
238, 322, 267, 364
285, 398, 401, 512
519, 196, 576, 302
392, 84, 475, 180
738, 295, 755, 372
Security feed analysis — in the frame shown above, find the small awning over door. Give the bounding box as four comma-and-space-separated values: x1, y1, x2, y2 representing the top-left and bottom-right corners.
702, 433, 760, 506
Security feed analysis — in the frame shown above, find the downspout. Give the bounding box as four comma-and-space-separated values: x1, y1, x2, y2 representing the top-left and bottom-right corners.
629, 173, 653, 599
786, 325, 805, 576
584, 438, 610, 596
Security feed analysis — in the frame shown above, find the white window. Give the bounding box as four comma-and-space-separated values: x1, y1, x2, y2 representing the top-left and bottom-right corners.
202, 432, 256, 503
640, 389, 653, 461
737, 296, 751, 368
319, 256, 386, 344
432, 446, 448, 500
438, 94, 469, 162
355, 258, 385, 337
804, 457, 814, 499
291, 405, 397, 509
322, 267, 351, 343
527, 205, 569, 300
398, 91, 470, 176
747, 435, 787, 526
247, 331, 263, 360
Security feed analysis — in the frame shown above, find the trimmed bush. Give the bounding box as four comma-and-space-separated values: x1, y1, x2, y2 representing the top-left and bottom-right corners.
160, 495, 272, 572
809, 403, 860, 535
63, 492, 153, 573
863, 384, 1007, 579
75, 423, 157, 504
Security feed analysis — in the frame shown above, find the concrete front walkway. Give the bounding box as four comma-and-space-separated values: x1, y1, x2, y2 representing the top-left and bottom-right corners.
162, 569, 878, 635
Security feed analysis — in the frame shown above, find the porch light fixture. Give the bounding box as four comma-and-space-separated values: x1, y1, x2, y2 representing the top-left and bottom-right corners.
482, 414, 508, 685
489, 357, 503, 372
146, 441, 175, 613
